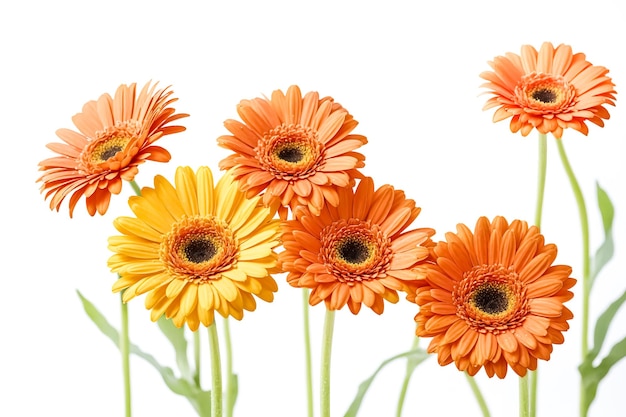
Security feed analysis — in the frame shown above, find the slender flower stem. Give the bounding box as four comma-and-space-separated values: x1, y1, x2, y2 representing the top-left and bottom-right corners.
223, 318, 235, 417
519, 375, 530, 417
129, 180, 141, 196
208, 323, 223, 417
555, 138, 590, 417
395, 336, 420, 417
118, 179, 141, 417
120, 292, 131, 417
529, 371, 537, 417
534, 133, 548, 228
527, 132, 547, 417
302, 288, 314, 417
464, 372, 491, 417
320, 309, 336, 417
193, 331, 201, 387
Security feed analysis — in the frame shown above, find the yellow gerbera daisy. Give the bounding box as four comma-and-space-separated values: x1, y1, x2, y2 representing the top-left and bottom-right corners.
108, 166, 281, 330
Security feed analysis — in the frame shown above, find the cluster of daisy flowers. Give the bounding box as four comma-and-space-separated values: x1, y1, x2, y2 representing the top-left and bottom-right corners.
37, 41, 617, 415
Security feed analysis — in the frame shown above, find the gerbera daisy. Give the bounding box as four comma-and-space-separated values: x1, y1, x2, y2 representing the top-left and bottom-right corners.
411, 216, 575, 378
108, 166, 281, 330
480, 42, 616, 138
279, 177, 435, 314
38, 81, 188, 217
217, 85, 367, 219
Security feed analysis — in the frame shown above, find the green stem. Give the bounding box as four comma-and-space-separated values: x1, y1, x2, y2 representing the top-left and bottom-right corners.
534, 133, 548, 229
208, 323, 223, 417
555, 138, 590, 417
118, 180, 141, 417
120, 292, 131, 417
395, 336, 420, 417
193, 331, 201, 387
465, 372, 491, 417
528, 132, 547, 417
320, 309, 336, 417
529, 370, 537, 417
519, 375, 530, 417
302, 288, 314, 417
129, 179, 141, 196
223, 318, 235, 417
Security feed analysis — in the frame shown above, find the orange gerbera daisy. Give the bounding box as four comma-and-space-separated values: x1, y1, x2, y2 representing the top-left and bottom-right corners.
480, 42, 616, 138
217, 85, 367, 219
411, 216, 575, 378
38, 81, 188, 217
108, 166, 282, 330
279, 177, 435, 314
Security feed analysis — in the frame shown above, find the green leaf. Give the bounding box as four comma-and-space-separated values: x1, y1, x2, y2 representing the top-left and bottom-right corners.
596, 182, 615, 233
343, 346, 429, 417
585, 289, 626, 363
76, 291, 212, 417
157, 315, 193, 381
580, 335, 626, 415
226, 373, 239, 414
579, 288, 626, 416
590, 182, 615, 289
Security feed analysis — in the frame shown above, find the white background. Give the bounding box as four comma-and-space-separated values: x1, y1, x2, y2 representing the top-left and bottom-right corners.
2, 1, 625, 416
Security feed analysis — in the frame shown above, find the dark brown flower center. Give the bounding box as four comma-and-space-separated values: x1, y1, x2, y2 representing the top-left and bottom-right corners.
256, 123, 324, 180
161, 215, 238, 281
101, 146, 123, 160
452, 264, 528, 333
319, 219, 392, 283
79, 120, 142, 173
471, 283, 510, 314
91, 137, 131, 163
183, 238, 218, 264
531, 88, 557, 104
277, 145, 304, 163
337, 238, 370, 264
515, 72, 576, 113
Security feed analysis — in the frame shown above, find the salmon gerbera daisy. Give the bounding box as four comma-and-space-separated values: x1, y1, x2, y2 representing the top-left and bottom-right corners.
38, 81, 188, 217
480, 42, 616, 138
411, 216, 575, 378
217, 85, 367, 219
108, 166, 281, 330
279, 177, 435, 314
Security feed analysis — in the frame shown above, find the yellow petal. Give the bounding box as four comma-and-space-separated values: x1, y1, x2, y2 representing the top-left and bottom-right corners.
213, 278, 239, 302
166, 279, 187, 299
175, 166, 199, 215
197, 166, 216, 216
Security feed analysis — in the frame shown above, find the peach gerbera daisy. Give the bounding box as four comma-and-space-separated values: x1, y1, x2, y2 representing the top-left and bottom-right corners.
38, 81, 188, 217
279, 177, 435, 314
480, 42, 616, 138
217, 85, 367, 219
411, 216, 575, 378
108, 166, 281, 330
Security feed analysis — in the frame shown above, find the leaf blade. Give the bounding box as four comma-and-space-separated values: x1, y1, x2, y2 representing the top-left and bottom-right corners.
343, 346, 428, 417
580, 335, 626, 415
585, 288, 626, 363
76, 291, 212, 416
590, 182, 615, 289
157, 315, 193, 381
